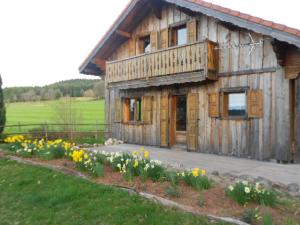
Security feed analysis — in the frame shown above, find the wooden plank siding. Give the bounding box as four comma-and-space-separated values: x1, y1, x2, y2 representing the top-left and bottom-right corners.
105, 4, 294, 161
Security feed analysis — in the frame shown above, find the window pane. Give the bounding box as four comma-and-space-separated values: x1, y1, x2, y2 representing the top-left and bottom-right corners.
177, 27, 187, 45
129, 99, 135, 121
176, 96, 187, 131
228, 93, 246, 116
144, 41, 151, 53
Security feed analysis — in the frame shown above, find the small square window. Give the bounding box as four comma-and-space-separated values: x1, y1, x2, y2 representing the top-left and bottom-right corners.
171, 25, 187, 46
228, 93, 246, 116
138, 36, 151, 53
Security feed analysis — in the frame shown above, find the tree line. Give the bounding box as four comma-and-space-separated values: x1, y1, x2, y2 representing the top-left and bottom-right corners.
4, 79, 105, 102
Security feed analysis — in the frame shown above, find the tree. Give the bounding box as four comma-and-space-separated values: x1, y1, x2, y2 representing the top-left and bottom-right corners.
0, 75, 6, 133
93, 81, 105, 99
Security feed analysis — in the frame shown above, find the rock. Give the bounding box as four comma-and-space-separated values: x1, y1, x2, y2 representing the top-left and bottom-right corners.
271, 182, 286, 190
287, 183, 300, 193
238, 175, 254, 183
254, 176, 272, 188
212, 171, 219, 176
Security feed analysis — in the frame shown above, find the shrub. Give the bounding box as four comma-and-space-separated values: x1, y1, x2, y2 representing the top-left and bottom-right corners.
226, 181, 276, 206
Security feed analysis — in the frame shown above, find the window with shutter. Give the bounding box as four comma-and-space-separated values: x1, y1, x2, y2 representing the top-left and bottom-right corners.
247, 90, 263, 118
187, 19, 197, 43
208, 93, 219, 118
160, 28, 169, 49
142, 96, 153, 124
114, 99, 121, 122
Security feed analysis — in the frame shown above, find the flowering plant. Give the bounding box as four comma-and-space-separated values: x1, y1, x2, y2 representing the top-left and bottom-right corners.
226, 181, 276, 206
177, 168, 211, 190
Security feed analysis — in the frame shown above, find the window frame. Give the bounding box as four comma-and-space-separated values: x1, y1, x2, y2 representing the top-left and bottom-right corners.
170, 24, 187, 47
122, 97, 142, 124
220, 87, 249, 120
138, 35, 151, 54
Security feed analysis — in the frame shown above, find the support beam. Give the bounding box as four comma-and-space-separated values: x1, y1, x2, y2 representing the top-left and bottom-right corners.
92, 57, 106, 71
116, 29, 131, 39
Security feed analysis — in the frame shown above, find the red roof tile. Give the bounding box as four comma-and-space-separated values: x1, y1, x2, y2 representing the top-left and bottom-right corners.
186, 0, 300, 38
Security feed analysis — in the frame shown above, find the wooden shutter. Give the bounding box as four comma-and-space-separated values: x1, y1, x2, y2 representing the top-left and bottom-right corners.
137, 39, 144, 55
114, 98, 121, 122
187, 19, 197, 43
187, 93, 198, 151
221, 93, 229, 118
248, 90, 263, 118
129, 37, 136, 56
160, 28, 169, 49
208, 93, 219, 117
123, 99, 130, 123
142, 96, 153, 124
160, 94, 169, 147
150, 31, 158, 51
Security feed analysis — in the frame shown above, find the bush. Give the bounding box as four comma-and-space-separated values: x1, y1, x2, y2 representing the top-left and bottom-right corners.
226, 181, 276, 206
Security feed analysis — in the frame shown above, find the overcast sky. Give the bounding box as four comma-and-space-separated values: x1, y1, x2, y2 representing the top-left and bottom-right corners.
0, 0, 299, 87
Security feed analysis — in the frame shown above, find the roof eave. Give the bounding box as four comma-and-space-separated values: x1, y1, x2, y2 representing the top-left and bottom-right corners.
167, 0, 300, 47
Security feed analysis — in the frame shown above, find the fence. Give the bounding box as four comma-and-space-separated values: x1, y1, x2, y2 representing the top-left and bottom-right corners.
1, 123, 111, 143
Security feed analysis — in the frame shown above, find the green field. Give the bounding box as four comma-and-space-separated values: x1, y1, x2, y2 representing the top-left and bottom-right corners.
5, 98, 105, 133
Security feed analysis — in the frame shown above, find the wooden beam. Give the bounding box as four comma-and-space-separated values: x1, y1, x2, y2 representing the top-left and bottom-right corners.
116, 29, 131, 38
92, 57, 106, 70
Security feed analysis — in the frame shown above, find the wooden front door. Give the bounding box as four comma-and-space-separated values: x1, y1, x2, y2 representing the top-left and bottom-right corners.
170, 95, 187, 146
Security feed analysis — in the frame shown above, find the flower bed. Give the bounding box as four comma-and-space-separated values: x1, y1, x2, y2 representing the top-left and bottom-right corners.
4, 136, 211, 191
2, 135, 299, 225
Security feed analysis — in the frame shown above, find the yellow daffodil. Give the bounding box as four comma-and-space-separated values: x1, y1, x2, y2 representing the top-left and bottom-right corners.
144, 150, 149, 159
201, 169, 206, 176
192, 168, 199, 177
133, 159, 139, 168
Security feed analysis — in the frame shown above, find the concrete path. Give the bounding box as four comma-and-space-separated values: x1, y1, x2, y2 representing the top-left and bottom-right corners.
91, 144, 300, 186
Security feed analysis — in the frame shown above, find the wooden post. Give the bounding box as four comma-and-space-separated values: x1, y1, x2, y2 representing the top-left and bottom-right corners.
44, 122, 48, 141
95, 121, 99, 140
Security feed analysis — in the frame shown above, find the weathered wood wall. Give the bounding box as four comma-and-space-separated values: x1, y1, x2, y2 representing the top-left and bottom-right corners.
105, 3, 294, 161
296, 77, 300, 162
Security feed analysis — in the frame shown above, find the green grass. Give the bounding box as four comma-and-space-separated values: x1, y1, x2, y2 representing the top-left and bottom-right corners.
5, 98, 105, 133
0, 159, 229, 225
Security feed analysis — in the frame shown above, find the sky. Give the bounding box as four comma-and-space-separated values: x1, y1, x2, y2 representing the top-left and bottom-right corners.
0, 0, 299, 88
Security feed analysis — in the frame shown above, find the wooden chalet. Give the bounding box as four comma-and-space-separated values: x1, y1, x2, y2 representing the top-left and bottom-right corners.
80, 0, 300, 163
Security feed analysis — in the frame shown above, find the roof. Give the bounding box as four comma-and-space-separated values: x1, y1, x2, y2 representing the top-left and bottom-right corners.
79, 0, 300, 75
187, 0, 300, 37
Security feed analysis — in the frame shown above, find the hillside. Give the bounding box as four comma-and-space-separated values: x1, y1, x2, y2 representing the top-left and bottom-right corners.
4, 79, 105, 102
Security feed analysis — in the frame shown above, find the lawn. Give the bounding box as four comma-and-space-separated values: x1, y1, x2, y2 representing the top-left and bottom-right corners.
5, 98, 105, 133
0, 159, 226, 225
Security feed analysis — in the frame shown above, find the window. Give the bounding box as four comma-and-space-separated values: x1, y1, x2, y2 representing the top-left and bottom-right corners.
222, 89, 247, 118
228, 93, 246, 116
138, 35, 151, 54
176, 96, 187, 131
171, 25, 187, 46
124, 98, 142, 123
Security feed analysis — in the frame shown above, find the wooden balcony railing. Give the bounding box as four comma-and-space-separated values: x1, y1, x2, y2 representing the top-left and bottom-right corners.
106, 40, 218, 84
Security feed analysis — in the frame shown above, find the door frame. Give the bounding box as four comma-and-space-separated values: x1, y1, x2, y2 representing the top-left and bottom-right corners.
170, 94, 187, 146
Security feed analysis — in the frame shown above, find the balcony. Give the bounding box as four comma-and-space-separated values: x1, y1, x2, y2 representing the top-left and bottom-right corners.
106, 40, 218, 88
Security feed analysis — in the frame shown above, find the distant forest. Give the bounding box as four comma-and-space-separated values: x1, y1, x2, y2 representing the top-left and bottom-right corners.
4, 79, 105, 102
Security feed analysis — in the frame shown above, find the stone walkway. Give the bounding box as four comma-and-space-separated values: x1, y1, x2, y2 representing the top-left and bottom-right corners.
91, 144, 300, 187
